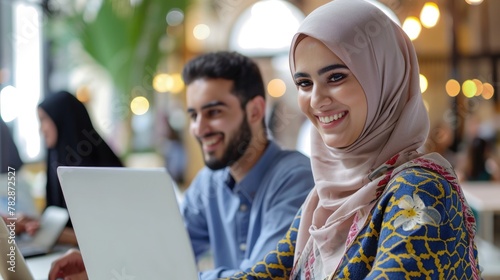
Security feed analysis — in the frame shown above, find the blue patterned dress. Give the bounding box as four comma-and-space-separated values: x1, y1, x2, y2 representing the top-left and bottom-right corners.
228, 156, 481, 280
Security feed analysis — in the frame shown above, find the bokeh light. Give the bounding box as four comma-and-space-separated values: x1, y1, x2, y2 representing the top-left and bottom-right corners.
445, 79, 460, 97
193, 24, 210, 40
153, 73, 184, 94
482, 83, 494, 100
419, 74, 428, 93
267, 79, 286, 98
462, 80, 477, 98
153, 73, 172, 93
472, 79, 483, 96
166, 8, 184, 26
402, 17, 422, 40
420, 2, 440, 28
130, 96, 150, 115
168, 73, 185, 94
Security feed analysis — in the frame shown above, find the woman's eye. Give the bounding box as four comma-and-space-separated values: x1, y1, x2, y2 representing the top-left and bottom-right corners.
295, 80, 312, 87
329, 73, 346, 82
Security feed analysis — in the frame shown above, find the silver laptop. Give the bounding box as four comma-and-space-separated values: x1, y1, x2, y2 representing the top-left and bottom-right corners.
57, 166, 198, 280
17, 206, 69, 258
0, 217, 35, 280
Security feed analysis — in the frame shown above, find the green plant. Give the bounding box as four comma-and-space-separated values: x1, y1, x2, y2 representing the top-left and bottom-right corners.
47, 0, 187, 109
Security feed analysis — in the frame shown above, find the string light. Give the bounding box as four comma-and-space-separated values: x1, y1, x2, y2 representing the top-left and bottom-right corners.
482, 83, 494, 100
420, 2, 440, 28
462, 80, 477, 98
402, 17, 422, 40
472, 79, 483, 96
445, 79, 460, 97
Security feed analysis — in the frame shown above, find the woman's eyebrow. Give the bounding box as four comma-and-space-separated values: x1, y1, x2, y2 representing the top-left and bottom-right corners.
293, 64, 349, 80
317, 64, 348, 76
293, 72, 310, 79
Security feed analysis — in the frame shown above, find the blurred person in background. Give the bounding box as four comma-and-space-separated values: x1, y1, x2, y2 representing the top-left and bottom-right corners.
0, 118, 39, 234
455, 136, 500, 182
37, 90, 123, 245
455, 110, 500, 182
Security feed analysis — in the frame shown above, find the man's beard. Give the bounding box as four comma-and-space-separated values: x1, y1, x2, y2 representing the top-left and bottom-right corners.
204, 116, 252, 170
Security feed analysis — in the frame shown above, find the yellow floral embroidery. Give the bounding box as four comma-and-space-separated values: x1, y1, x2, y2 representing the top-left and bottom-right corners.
394, 194, 441, 231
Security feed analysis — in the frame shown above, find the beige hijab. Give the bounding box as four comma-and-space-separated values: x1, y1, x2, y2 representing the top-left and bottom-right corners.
289, 0, 430, 271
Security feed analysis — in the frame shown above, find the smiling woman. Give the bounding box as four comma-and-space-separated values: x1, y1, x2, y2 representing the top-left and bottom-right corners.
293, 37, 367, 149
227, 0, 481, 279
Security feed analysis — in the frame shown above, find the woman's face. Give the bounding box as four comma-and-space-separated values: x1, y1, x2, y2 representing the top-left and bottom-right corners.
293, 36, 367, 148
37, 108, 58, 148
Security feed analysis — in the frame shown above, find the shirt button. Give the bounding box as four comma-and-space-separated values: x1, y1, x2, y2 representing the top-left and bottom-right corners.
239, 243, 247, 251
239, 204, 248, 212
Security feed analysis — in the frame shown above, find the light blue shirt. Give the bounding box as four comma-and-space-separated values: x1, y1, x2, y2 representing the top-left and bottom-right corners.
180, 141, 314, 279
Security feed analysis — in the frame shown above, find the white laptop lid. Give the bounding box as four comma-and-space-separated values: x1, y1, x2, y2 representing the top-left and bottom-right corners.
0, 217, 34, 280
57, 166, 198, 280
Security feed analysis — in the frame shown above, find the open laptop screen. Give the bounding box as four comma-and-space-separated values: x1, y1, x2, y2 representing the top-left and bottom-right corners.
57, 166, 198, 280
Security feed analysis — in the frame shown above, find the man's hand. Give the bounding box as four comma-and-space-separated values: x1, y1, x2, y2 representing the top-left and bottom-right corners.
48, 249, 88, 280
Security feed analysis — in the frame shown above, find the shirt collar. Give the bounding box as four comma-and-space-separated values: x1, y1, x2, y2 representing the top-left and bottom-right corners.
229, 141, 281, 200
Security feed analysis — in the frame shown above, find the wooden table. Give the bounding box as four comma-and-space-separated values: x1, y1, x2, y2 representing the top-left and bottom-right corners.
460, 181, 500, 243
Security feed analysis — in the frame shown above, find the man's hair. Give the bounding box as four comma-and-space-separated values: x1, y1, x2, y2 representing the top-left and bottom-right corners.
182, 51, 266, 109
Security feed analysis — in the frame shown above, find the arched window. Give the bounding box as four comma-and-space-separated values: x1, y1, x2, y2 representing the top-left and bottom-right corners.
228, 0, 304, 57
